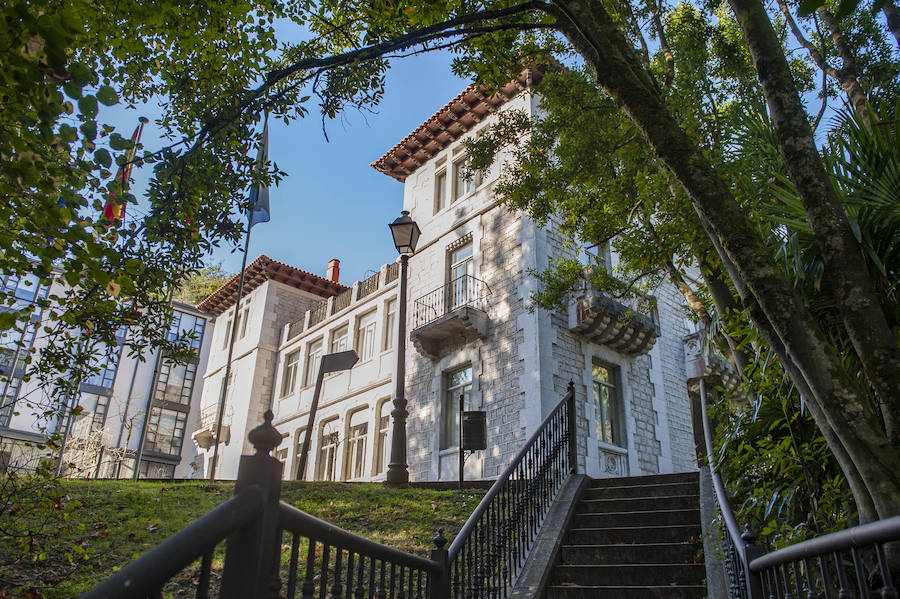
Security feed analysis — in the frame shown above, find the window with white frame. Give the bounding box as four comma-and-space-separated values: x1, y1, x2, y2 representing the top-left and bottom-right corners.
434, 168, 447, 213
382, 299, 396, 351
222, 314, 233, 349
592, 361, 622, 446
452, 155, 480, 201
356, 311, 377, 362
281, 350, 300, 396
239, 306, 250, 339
316, 420, 340, 481
375, 399, 392, 474
448, 242, 474, 308
330, 325, 349, 354
441, 365, 473, 450
345, 410, 368, 479
303, 338, 323, 386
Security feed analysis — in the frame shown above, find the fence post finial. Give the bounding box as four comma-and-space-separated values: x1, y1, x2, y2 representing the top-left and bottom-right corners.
248, 410, 281, 456
430, 529, 450, 599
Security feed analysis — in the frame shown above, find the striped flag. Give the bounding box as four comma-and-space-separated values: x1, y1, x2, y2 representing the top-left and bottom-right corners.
248, 117, 270, 228
103, 117, 147, 223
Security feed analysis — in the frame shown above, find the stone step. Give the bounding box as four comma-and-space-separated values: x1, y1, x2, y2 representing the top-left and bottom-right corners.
552, 563, 707, 586
558, 542, 700, 565
565, 524, 702, 545
543, 584, 707, 599
573, 508, 700, 528
578, 494, 700, 513
590, 471, 699, 488
582, 481, 700, 499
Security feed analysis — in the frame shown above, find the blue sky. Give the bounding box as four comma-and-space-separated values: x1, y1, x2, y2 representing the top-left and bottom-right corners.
116, 50, 468, 285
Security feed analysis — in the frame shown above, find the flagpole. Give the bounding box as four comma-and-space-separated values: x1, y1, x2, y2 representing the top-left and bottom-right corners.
209, 224, 252, 480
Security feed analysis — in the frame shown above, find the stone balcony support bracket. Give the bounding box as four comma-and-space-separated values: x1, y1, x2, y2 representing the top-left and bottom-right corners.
410, 306, 488, 360
569, 293, 660, 356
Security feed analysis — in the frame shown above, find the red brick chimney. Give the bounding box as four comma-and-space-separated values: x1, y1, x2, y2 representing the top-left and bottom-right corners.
326, 259, 340, 283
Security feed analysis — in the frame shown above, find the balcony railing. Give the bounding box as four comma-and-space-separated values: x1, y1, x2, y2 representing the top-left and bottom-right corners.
412, 275, 491, 330
358, 271, 379, 298
331, 289, 352, 314
308, 300, 328, 328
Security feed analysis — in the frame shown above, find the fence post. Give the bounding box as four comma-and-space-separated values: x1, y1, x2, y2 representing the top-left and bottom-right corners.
221, 410, 285, 599
565, 380, 578, 474
742, 528, 765, 599
430, 529, 451, 599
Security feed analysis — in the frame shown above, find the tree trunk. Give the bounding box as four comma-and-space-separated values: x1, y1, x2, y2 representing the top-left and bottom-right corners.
550, 0, 900, 519
726, 0, 900, 442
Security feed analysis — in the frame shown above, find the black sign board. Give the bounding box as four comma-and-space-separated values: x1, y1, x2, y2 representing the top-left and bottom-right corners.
461, 410, 487, 451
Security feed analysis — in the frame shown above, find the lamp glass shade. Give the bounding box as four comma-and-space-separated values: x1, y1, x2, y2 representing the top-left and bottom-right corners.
389, 210, 421, 255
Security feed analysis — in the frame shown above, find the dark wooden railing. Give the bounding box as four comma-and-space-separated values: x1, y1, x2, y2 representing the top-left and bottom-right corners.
446, 381, 577, 598
82, 383, 579, 599
694, 375, 900, 599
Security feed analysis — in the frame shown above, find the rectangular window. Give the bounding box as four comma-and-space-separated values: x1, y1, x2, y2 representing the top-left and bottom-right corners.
434, 169, 447, 213
448, 242, 474, 308
330, 325, 349, 354
222, 314, 233, 349
138, 461, 175, 479
303, 339, 323, 386
281, 350, 300, 396
239, 306, 250, 339
316, 421, 340, 481
83, 350, 120, 391
375, 400, 392, 474
154, 359, 198, 405
593, 362, 622, 446
452, 157, 479, 201
145, 407, 188, 456
345, 413, 368, 480
582, 242, 612, 272
356, 311, 377, 362
441, 366, 473, 449
168, 311, 206, 350
383, 299, 396, 351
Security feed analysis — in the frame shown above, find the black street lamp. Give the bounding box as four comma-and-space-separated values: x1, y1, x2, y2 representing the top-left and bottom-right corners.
386, 210, 420, 486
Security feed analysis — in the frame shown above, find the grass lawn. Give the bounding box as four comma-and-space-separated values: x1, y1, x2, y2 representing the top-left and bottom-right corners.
0, 479, 486, 598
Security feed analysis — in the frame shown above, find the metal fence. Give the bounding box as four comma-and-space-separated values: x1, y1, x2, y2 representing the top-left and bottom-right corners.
358, 271, 380, 298
412, 275, 492, 329
81, 384, 578, 599
693, 376, 900, 599
332, 289, 352, 315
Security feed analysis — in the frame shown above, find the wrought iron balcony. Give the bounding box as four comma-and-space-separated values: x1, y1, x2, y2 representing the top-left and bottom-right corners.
410, 275, 491, 360
569, 288, 659, 356
192, 404, 229, 449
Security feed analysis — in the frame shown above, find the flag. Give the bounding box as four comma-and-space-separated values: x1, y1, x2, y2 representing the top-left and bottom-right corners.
103, 117, 147, 223
248, 117, 270, 228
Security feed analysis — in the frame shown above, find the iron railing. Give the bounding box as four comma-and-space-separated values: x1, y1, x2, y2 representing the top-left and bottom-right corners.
332, 289, 352, 314
413, 275, 492, 329
385, 262, 400, 283
358, 271, 380, 298
308, 300, 328, 328
82, 383, 578, 599
694, 374, 900, 599
446, 381, 577, 598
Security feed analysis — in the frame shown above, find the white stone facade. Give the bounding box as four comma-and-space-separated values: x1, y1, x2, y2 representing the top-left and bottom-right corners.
219, 84, 700, 483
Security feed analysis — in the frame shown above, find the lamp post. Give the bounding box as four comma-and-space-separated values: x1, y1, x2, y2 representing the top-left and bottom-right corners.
386, 210, 420, 486
295, 349, 359, 480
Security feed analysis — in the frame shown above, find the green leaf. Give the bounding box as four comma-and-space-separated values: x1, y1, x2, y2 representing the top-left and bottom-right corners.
796, 0, 821, 16
58, 124, 77, 143
78, 95, 98, 119
96, 85, 118, 106
80, 120, 97, 141
63, 81, 83, 99
109, 133, 130, 151
94, 148, 112, 169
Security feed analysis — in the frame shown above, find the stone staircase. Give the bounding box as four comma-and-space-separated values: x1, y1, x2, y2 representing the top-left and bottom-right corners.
542, 471, 706, 598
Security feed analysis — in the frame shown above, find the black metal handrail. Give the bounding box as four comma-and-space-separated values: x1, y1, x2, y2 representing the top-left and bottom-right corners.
332, 289, 352, 314
308, 300, 328, 327
80, 489, 263, 599
358, 271, 380, 298
695, 371, 900, 599
697, 377, 761, 599
413, 274, 492, 329
446, 382, 577, 598
278, 502, 442, 599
